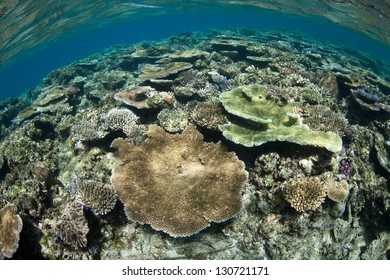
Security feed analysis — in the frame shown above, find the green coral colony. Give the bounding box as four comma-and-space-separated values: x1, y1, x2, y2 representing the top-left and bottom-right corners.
0, 29, 389, 260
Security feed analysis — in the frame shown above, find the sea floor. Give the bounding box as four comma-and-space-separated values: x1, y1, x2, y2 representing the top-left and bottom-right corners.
0, 29, 389, 260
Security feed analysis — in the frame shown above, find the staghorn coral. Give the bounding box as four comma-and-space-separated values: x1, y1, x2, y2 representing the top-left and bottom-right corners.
54, 201, 89, 249
111, 124, 248, 237
75, 179, 117, 215
284, 176, 326, 212
191, 100, 227, 130
71, 108, 146, 144
0, 205, 23, 259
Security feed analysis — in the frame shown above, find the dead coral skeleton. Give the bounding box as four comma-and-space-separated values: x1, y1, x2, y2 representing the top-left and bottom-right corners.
111, 124, 248, 237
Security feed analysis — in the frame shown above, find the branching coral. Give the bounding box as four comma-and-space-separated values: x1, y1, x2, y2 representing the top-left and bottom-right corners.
75, 179, 117, 215
191, 100, 227, 130
295, 105, 349, 136
284, 176, 326, 212
0, 205, 23, 259
71, 108, 145, 143
71, 110, 108, 142
54, 201, 88, 249
157, 108, 189, 133
111, 124, 248, 237
105, 108, 144, 138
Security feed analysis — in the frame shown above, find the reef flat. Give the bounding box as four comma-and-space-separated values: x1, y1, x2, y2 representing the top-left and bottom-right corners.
0, 29, 389, 260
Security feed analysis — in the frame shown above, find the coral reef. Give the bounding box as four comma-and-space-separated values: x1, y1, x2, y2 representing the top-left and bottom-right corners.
325, 178, 350, 203
0, 205, 23, 259
138, 62, 193, 81
0, 29, 389, 260
111, 125, 248, 237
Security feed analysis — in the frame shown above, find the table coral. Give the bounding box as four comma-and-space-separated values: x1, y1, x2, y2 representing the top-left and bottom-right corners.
110, 124, 248, 237
0, 205, 23, 259
219, 84, 342, 153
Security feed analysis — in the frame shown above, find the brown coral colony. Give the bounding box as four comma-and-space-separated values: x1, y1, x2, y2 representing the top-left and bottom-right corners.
110, 125, 248, 237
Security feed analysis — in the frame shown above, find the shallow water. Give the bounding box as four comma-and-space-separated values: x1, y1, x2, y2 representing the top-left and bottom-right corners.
0, 1, 389, 260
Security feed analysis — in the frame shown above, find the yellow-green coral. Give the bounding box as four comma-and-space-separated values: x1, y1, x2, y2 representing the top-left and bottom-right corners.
219, 84, 342, 153
111, 124, 248, 237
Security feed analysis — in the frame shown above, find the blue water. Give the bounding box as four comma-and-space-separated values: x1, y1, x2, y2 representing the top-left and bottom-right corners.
1, 7, 390, 99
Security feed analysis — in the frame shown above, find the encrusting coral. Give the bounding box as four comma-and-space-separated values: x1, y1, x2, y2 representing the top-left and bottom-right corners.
284, 176, 326, 212
54, 201, 89, 249
110, 124, 248, 237
0, 205, 23, 259
219, 84, 342, 153
75, 179, 117, 215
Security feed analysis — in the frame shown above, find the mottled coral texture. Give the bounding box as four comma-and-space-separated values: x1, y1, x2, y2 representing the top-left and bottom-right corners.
0, 205, 23, 259
111, 125, 248, 237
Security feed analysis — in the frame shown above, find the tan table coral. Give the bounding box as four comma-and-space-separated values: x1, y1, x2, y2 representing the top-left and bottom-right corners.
0, 205, 23, 259
111, 125, 248, 237
137, 62, 192, 81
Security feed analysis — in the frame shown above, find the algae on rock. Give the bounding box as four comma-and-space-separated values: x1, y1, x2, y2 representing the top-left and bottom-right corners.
219, 84, 342, 153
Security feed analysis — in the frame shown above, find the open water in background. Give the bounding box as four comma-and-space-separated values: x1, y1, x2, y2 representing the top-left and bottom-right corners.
1, 4, 390, 99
